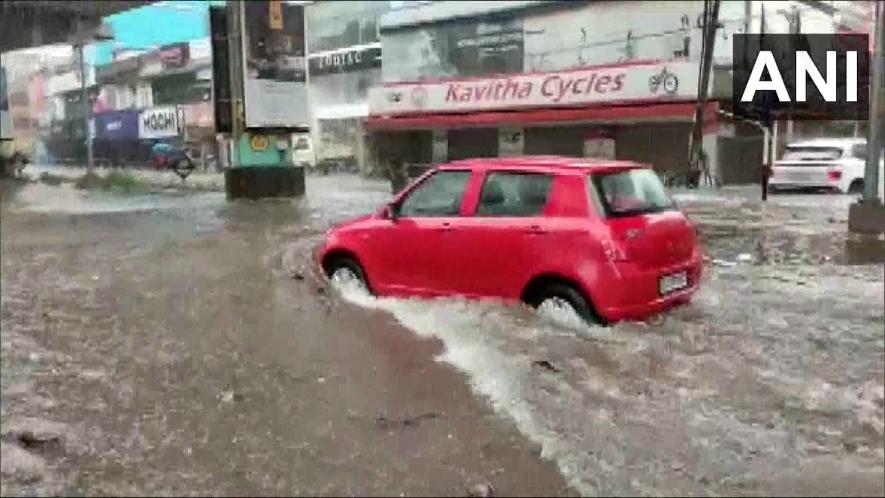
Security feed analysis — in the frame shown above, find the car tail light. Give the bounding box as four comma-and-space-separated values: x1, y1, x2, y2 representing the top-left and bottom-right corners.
827, 168, 842, 181
602, 239, 630, 262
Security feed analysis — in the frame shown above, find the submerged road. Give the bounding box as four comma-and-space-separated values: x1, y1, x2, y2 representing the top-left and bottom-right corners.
1, 175, 883, 496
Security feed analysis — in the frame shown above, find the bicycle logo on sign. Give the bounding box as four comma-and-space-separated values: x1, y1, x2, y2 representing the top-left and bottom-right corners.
649, 67, 679, 95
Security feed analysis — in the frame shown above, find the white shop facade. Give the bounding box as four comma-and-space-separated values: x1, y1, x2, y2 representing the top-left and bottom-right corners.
366, 59, 722, 180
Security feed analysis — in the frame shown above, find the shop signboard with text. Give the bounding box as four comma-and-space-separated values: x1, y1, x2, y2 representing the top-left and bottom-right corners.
369, 61, 700, 116
138, 106, 184, 140
309, 45, 381, 76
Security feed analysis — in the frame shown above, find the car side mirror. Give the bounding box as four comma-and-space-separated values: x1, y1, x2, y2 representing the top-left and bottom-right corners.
381, 203, 398, 221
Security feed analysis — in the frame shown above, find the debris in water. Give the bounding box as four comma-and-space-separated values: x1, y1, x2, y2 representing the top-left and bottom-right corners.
9, 431, 62, 455
375, 412, 439, 430
532, 360, 560, 373
218, 390, 243, 403
736, 253, 753, 263
290, 269, 305, 280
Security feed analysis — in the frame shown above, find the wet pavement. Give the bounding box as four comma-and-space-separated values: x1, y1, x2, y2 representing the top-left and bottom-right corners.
1, 174, 883, 496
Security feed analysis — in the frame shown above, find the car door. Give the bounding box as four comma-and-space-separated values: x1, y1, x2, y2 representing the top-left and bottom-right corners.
379, 169, 473, 296
446, 171, 555, 299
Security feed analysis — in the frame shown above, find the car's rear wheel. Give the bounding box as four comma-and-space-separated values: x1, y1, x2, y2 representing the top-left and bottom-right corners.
848, 179, 864, 194
325, 256, 370, 295
526, 282, 599, 326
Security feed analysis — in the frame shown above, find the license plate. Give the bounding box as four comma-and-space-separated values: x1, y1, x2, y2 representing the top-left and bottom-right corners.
659, 271, 688, 295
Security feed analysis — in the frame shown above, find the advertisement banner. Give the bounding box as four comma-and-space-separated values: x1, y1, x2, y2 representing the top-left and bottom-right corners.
383, 17, 524, 82
93, 110, 140, 140
369, 61, 699, 116
241, 0, 308, 128
139, 106, 183, 139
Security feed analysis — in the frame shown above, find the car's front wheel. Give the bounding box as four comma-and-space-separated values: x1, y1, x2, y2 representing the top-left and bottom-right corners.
325, 256, 371, 295
526, 282, 600, 326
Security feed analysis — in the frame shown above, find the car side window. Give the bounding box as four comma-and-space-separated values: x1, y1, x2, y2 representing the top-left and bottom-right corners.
398, 170, 471, 218
476, 172, 553, 217
851, 143, 867, 160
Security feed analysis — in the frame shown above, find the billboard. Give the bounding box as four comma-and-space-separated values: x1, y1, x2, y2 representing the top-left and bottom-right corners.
241, 0, 308, 128
382, 16, 524, 83
93, 110, 140, 140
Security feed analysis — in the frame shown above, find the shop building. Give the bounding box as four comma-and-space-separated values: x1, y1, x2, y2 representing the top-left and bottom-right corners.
367, 0, 868, 185
366, 0, 750, 183
305, 0, 392, 174
87, 39, 215, 167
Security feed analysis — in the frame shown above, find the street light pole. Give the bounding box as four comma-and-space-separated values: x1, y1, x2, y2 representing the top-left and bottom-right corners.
77, 42, 93, 170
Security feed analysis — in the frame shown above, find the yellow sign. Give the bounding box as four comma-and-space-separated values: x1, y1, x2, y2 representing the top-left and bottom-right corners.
269, 1, 283, 31
250, 134, 269, 152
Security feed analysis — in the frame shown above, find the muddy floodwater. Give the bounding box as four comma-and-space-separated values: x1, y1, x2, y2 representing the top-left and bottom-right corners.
2, 175, 883, 496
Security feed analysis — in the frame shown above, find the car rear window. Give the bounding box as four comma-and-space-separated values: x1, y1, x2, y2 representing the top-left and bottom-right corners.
476, 172, 553, 216
781, 146, 843, 161
589, 168, 674, 218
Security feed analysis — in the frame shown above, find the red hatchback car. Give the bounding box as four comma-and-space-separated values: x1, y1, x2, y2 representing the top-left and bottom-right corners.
316, 156, 703, 324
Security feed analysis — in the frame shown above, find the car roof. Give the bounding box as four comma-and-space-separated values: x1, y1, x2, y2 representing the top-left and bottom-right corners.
437, 156, 649, 174
787, 137, 865, 148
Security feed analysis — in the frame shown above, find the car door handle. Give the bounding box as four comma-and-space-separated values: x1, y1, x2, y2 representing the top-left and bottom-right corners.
525, 224, 544, 235
438, 222, 455, 232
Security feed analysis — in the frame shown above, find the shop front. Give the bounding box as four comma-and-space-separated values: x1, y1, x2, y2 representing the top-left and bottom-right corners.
367, 60, 721, 180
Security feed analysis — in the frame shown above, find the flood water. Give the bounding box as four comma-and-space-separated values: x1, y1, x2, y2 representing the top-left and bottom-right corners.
2, 174, 883, 496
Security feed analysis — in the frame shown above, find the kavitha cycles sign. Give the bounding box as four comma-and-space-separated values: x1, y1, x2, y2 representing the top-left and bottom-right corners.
368, 61, 699, 115
138, 106, 184, 139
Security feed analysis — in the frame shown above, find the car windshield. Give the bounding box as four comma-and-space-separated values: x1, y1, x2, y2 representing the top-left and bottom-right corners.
781, 146, 843, 162
590, 168, 674, 217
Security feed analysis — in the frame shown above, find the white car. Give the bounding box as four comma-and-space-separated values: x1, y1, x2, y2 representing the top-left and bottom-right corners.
770, 138, 884, 195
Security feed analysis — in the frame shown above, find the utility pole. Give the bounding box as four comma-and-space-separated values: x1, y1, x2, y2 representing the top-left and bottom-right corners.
77, 42, 93, 170
226, 0, 244, 168
688, 0, 720, 187
862, 0, 882, 202
848, 0, 885, 233
760, 3, 771, 202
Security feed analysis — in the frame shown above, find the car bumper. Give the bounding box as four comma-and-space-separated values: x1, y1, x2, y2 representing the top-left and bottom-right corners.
768, 180, 841, 191
594, 253, 703, 323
